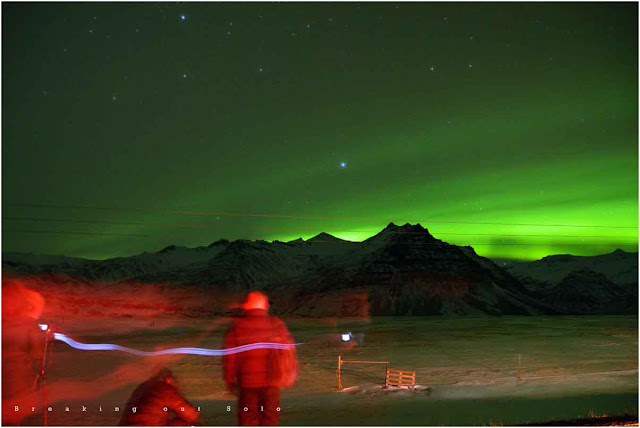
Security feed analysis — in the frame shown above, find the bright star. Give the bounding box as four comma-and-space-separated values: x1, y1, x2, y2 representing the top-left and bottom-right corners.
340, 162, 347, 168
180, 14, 187, 21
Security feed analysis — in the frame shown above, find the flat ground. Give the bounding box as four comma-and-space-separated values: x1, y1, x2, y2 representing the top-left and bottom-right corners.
16, 316, 639, 426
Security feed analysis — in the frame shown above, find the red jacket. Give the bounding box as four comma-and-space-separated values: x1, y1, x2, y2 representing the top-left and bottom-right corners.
223, 309, 294, 389
119, 378, 199, 426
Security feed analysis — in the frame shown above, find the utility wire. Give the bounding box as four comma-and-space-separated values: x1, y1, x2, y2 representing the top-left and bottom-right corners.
3, 229, 638, 247
4, 217, 205, 229
6, 203, 638, 229
2, 217, 637, 240
4, 230, 150, 238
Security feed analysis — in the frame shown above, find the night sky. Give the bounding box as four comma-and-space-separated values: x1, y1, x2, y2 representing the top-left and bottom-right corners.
2, 2, 638, 261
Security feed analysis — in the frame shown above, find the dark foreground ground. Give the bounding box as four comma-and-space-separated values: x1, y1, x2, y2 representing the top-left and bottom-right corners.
523, 413, 638, 426
17, 391, 638, 426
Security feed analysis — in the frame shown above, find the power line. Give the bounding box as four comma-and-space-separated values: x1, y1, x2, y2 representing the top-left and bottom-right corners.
6, 203, 638, 229
3, 217, 204, 229
5, 230, 150, 238
3, 229, 637, 247
3, 217, 637, 240
259, 227, 636, 240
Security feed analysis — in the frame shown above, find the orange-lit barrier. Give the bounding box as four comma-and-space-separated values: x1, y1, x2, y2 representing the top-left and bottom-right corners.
385, 367, 416, 388
336, 355, 389, 390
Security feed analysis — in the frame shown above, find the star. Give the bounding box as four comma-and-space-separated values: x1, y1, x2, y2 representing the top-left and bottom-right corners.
429, 66, 435, 71
182, 73, 187, 78
180, 14, 187, 21
340, 162, 347, 168
258, 68, 264, 72
111, 95, 118, 102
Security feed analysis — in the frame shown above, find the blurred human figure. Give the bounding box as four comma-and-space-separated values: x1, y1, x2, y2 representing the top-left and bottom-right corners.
119, 368, 200, 426
2, 282, 46, 425
223, 291, 298, 426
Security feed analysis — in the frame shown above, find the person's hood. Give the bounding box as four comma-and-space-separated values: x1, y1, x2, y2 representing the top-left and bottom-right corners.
242, 291, 270, 311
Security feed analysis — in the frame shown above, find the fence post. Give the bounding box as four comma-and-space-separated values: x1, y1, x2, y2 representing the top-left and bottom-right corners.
517, 354, 522, 380
385, 362, 389, 387
337, 355, 342, 390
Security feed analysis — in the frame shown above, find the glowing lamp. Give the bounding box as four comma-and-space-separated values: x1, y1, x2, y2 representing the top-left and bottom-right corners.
341, 333, 352, 342
39, 324, 49, 331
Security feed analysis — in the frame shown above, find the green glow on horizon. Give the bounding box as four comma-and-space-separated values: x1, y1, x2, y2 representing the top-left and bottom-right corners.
2, 3, 637, 261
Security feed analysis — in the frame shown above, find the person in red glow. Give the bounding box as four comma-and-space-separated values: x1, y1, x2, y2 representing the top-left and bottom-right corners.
223, 291, 297, 426
119, 368, 200, 426
2, 283, 46, 425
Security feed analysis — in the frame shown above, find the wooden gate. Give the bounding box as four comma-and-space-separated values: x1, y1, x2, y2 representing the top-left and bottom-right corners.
385, 367, 416, 388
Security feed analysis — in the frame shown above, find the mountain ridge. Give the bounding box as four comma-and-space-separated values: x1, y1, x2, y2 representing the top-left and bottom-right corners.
3, 225, 636, 317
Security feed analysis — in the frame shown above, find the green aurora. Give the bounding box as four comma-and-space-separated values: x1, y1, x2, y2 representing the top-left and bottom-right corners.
2, 2, 638, 261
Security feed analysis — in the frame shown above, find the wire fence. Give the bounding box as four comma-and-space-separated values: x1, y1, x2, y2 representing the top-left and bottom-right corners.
324, 354, 639, 390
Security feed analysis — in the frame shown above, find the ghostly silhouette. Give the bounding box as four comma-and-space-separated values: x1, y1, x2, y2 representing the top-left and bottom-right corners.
223, 291, 298, 426
119, 368, 200, 426
2, 283, 46, 425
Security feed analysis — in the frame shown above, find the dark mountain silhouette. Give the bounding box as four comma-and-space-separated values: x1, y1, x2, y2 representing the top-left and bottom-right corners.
501, 249, 638, 287
547, 268, 629, 314
499, 249, 638, 314
3, 224, 635, 316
